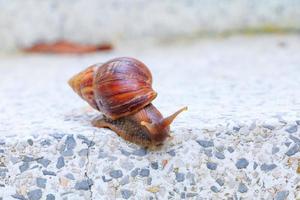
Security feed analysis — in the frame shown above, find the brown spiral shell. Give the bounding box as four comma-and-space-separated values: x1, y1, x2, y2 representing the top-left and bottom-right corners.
69, 57, 157, 120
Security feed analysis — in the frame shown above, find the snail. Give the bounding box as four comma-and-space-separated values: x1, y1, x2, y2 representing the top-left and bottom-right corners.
68, 57, 187, 146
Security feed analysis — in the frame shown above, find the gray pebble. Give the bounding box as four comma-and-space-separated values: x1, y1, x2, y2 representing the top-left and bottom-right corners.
131, 168, 139, 177
132, 148, 147, 156
120, 149, 131, 156
167, 149, 176, 156
120, 175, 129, 185
206, 162, 217, 170
36, 178, 47, 188
285, 144, 299, 156
22, 156, 34, 162
214, 151, 225, 159
109, 170, 123, 178
78, 149, 89, 157
42, 170, 56, 176
37, 158, 51, 168
19, 162, 29, 173
98, 150, 108, 158
216, 178, 224, 186
227, 146, 234, 153
27, 139, 33, 146
272, 146, 280, 154
121, 189, 132, 199
27, 189, 42, 200
274, 190, 289, 200
139, 169, 150, 177
75, 179, 93, 190
204, 149, 213, 157
180, 192, 186, 199
50, 133, 65, 140
186, 193, 197, 198
260, 163, 277, 172
56, 156, 65, 169
151, 162, 158, 170
65, 135, 76, 150
46, 194, 55, 200
285, 125, 297, 133
233, 126, 240, 132
0, 149, 4, 153
77, 134, 95, 147
147, 177, 152, 185
61, 149, 74, 157
296, 120, 300, 125
11, 194, 26, 200
0, 168, 8, 178
235, 158, 249, 169
196, 140, 214, 148
253, 162, 258, 170
40, 139, 51, 146
102, 176, 112, 182
175, 172, 185, 182
238, 183, 248, 193
65, 173, 75, 180
285, 142, 291, 147
289, 135, 300, 145
262, 124, 275, 130
210, 186, 219, 193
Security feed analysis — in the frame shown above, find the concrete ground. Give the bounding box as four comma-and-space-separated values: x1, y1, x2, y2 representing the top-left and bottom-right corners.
0, 34, 300, 199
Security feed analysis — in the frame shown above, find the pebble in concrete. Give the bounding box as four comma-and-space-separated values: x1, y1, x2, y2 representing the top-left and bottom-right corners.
235, 158, 249, 169
27, 189, 42, 200
110, 170, 123, 178
238, 183, 248, 193
74, 179, 93, 190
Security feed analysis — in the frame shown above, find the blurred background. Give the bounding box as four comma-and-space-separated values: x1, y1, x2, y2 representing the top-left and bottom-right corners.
0, 0, 300, 53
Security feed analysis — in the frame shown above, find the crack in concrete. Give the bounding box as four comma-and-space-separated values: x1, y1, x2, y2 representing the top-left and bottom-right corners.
84, 131, 95, 200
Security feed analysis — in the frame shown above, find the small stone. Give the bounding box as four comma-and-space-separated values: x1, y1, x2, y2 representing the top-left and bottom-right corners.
109, 170, 123, 178
235, 158, 249, 169
196, 140, 214, 148
120, 149, 131, 156
180, 192, 186, 199
285, 142, 291, 147
167, 149, 176, 156
56, 156, 65, 169
50, 133, 65, 140
206, 162, 217, 170
42, 170, 56, 176
46, 194, 55, 200
19, 162, 29, 173
233, 126, 240, 132
186, 193, 197, 198
120, 175, 129, 185
260, 163, 277, 172
296, 120, 300, 125
227, 147, 234, 153
22, 156, 34, 162
151, 162, 158, 170
285, 125, 297, 133
98, 150, 108, 158
262, 124, 275, 130
65, 135, 76, 150
147, 177, 152, 185
11, 194, 26, 200
238, 183, 248, 193
27, 139, 33, 146
102, 176, 112, 182
285, 144, 299, 156
274, 190, 289, 200
289, 135, 300, 145
36, 178, 47, 188
214, 151, 225, 159
65, 173, 75, 180
78, 149, 89, 157
131, 168, 139, 177
216, 178, 224, 186
132, 148, 147, 156
121, 189, 132, 199
175, 172, 185, 182
139, 169, 150, 177
27, 189, 42, 200
272, 146, 280, 154
253, 162, 258, 170
204, 149, 213, 157
75, 179, 93, 190
37, 158, 51, 167
77, 134, 95, 147
210, 186, 219, 193
40, 139, 51, 146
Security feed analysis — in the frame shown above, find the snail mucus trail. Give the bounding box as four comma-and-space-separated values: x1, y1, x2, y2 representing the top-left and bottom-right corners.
68, 57, 187, 146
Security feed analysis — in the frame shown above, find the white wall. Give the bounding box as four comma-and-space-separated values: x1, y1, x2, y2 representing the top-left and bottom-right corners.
0, 0, 299, 52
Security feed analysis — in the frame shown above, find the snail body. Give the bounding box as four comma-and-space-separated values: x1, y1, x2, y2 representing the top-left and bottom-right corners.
69, 57, 186, 146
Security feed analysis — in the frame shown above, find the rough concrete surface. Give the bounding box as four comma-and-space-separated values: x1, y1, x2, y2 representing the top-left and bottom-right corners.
0, 35, 300, 199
